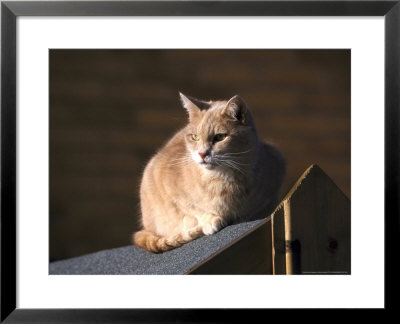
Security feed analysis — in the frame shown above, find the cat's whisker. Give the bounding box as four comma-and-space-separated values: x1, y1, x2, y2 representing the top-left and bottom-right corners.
170, 157, 192, 162
214, 155, 251, 167
168, 160, 190, 165
226, 159, 248, 172
168, 161, 191, 167
227, 164, 245, 175
168, 157, 193, 166
220, 149, 253, 156
214, 154, 245, 159
170, 155, 190, 160
169, 161, 190, 165
220, 160, 248, 166
170, 156, 191, 161
222, 159, 251, 166
218, 160, 246, 175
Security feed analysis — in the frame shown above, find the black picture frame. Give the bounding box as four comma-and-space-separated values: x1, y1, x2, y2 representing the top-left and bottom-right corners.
1, 0, 398, 322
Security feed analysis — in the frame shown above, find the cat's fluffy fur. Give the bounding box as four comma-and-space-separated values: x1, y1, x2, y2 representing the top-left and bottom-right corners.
133, 94, 285, 253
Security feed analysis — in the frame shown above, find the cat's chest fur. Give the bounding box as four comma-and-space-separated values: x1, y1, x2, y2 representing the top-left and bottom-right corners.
188, 170, 250, 219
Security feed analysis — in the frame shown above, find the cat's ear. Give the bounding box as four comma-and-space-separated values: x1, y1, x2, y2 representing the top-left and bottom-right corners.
179, 92, 210, 119
222, 95, 248, 124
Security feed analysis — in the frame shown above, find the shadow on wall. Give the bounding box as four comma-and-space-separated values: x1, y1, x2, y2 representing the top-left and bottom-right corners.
50, 49, 350, 261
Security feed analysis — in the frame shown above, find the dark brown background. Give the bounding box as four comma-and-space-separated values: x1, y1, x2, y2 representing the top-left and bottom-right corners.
50, 49, 350, 261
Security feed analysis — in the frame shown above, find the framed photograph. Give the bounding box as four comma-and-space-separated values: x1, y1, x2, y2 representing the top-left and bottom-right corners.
1, 0, 398, 321
47, 48, 351, 276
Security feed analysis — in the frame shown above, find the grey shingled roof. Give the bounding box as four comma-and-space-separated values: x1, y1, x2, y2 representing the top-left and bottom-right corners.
49, 219, 264, 275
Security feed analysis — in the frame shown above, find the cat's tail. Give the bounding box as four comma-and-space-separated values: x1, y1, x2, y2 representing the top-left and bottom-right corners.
132, 228, 203, 253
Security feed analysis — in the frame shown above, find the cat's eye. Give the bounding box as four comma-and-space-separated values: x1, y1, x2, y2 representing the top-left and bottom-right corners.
213, 133, 227, 142
191, 134, 200, 141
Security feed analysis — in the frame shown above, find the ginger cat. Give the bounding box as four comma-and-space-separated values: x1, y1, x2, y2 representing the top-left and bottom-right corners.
133, 94, 285, 253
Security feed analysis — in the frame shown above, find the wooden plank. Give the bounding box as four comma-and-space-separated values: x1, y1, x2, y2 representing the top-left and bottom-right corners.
273, 164, 351, 274
187, 219, 273, 275
271, 206, 286, 274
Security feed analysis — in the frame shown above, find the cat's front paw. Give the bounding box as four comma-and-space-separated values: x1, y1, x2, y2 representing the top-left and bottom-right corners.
202, 216, 225, 236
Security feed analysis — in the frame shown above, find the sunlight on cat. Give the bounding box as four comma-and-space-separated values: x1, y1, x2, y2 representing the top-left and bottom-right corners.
133, 93, 285, 253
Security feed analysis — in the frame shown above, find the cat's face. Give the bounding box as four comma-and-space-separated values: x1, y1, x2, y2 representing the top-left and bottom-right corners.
180, 93, 257, 172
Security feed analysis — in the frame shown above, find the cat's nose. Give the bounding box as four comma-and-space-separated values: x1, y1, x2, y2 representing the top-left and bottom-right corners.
198, 151, 208, 161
